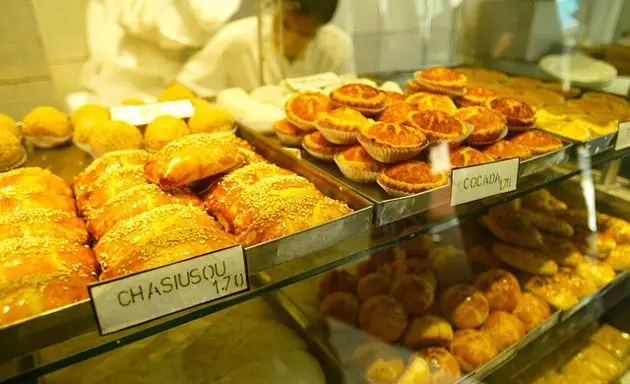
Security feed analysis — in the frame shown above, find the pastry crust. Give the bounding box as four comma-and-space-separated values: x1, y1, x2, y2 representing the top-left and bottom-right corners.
523, 274, 578, 310
315, 107, 369, 144
491, 242, 558, 275
512, 292, 551, 331
542, 234, 584, 266
520, 208, 574, 237
381, 90, 406, 105
285, 92, 332, 130
0, 191, 76, 216
406, 110, 470, 145
449, 330, 498, 372
521, 188, 568, 212
414, 67, 468, 93
389, 274, 436, 315
404, 315, 454, 349
0, 167, 72, 197
358, 122, 428, 163
273, 118, 306, 146
440, 284, 490, 329
605, 245, 630, 271
359, 295, 408, 342
449, 146, 494, 168
334, 145, 386, 183
557, 267, 598, 298
487, 97, 536, 129
415, 347, 461, 384
330, 84, 387, 115
320, 291, 360, 326
481, 311, 526, 350
302, 131, 346, 161
481, 140, 533, 160
357, 273, 391, 302
455, 106, 507, 145
475, 268, 522, 312
509, 130, 563, 155
0, 208, 88, 244
318, 270, 356, 299
455, 87, 499, 108
377, 102, 416, 124
377, 161, 448, 197
575, 259, 616, 288
479, 206, 544, 248
406, 93, 458, 115
505, 76, 542, 90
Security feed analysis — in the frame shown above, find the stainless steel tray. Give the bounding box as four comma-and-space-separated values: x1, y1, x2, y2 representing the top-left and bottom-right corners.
0, 129, 374, 365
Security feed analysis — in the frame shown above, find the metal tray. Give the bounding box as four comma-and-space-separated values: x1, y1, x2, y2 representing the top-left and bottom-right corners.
0, 129, 374, 365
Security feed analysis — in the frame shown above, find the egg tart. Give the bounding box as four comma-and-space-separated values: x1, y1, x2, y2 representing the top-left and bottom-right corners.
406, 110, 471, 146
521, 89, 565, 108
285, 92, 332, 131
381, 90, 406, 105
509, 130, 563, 155
377, 161, 448, 197
455, 106, 507, 145
330, 84, 387, 115
455, 87, 499, 108
302, 131, 346, 161
406, 93, 458, 115
377, 102, 416, 124
334, 145, 386, 183
487, 97, 536, 131
449, 147, 494, 168
414, 67, 468, 96
482, 140, 533, 160
405, 80, 425, 95
505, 76, 542, 90
581, 92, 629, 112
273, 118, 305, 146
315, 107, 370, 144
358, 122, 428, 163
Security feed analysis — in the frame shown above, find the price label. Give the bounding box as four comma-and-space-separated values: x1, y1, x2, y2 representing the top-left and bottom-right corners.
109, 100, 195, 126
89, 245, 249, 335
615, 121, 630, 151
450, 158, 519, 206
285, 72, 342, 92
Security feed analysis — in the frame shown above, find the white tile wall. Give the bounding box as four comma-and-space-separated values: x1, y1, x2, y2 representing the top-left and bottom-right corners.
31, 0, 89, 63
49, 62, 85, 102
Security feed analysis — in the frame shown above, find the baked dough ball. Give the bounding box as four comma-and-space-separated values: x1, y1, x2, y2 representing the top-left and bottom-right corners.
188, 100, 235, 134
390, 274, 436, 315
359, 295, 408, 343
475, 268, 522, 312
353, 343, 405, 384
318, 269, 356, 299
89, 120, 143, 157
22, 106, 71, 148
512, 292, 551, 331
357, 273, 391, 302
157, 83, 195, 101
70, 104, 109, 128
0, 131, 24, 170
396, 355, 431, 384
481, 311, 526, 350
449, 330, 498, 372
416, 347, 461, 384
73, 116, 104, 146
0, 112, 20, 138
428, 245, 473, 287
440, 284, 489, 329
319, 292, 360, 326
403, 315, 453, 349
144, 115, 190, 152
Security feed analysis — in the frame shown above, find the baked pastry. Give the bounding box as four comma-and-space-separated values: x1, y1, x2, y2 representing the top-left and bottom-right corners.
491, 242, 558, 275
274, 118, 306, 146
381, 90, 406, 105
454, 67, 507, 84
144, 132, 247, 190
440, 284, 490, 329
405, 79, 426, 95
455, 87, 499, 108
505, 76, 542, 90
403, 315, 453, 349
377, 102, 417, 124
318, 269, 356, 299
359, 295, 408, 342
482, 311, 526, 350
405, 93, 458, 115
557, 267, 598, 298
519, 208, 574, 237
467, 245, 504, 268
389, 274, 436, 315
481, 140, 533, 160
0, 208, 88, 244
330, 84, 387, 115
455, 106, 507, 145
89, 120, 143, 157
521, 189, 567, 212
87, 183, 203, 240
575, 259, 616, 288
0, 190, 76, 216
570, 228, 617, 259
600, 215, 630, 244
353, 343, 406, 384
449, 146, 494, 168
377, 161, 449, 197
427, 245, 473, 287
414, 67, 467, 96
157, 83, 195, 101
21, 106, 71, 148
0, 131, 25, 171
302, 131, 346, 161
0, 273, 94, 325
604, 245, 630, 271
334, 145, 386, 183
0, 237, 97, 283
315, 107, 370, 144
524, 274, 578, 310
479, 206, 544, 248
512, 292, 551, 331
143, 115, 190, 152
356, 273, 391, 302
0, 112, 20, 139
415, 347, 461, 384
358, 122, 428, 163
406, 110, 471, 146
0, 167, 72, 197
487, 97, 536, 131
399, 234, 433, 259
475, 268, 522, 312
187, 101, 235, 134
396, 354, 431, 384
542, 234, 584, 266
509, 130, 563, 155
393, 258, 436, 285
590, 324, 630, 359
449, 329, 498, 372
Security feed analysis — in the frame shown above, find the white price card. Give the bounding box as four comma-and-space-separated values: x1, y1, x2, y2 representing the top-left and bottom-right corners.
109, 100, 195, 126
285, 72, 342, 92
450, 158, 520, 206
89, 245, 249, 335
615, 121, 630, 151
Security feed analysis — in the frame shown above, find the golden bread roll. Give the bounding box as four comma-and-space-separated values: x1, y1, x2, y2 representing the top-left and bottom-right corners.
415, 348, 461, 384
389, 274, 436, 315
481, 311, 526, 350
88, 120, 143, 157
542, 234, 584, 266
512, 292, 551, 331
480, 208, 544, 249
357, 273, 391, 302
590, 324, 630, 359
188, 102, 235, 134
440, 284, 489, 329
21, 106, 71, 146
553, 209, 600, 228
575, 259, 616, 288
0, 208, 88, 244
87, 183, 202, 240
0, 130, 24, 170
143, 115, 190, 152
519, 208, 574, 237
94, 204, 225, 270
318, 269, 356, 299
492, 242, 558, 275
557, 268, 598, 298
0, 273, 94, 325
144, 132, 248, 190
319, 291, 360, 326
600, 216, 630, 244
449, 329, 498, 372
521, 189, 568, 212
396, 355, 431, 384
524, 275, 578, 310
403, 315, 453, 349
0, 237, 97, 283
428, 245, 473, 287
0, 167, 72, 197
359, 295, 408, 343
353, 343, 405, 384
604, 245, 630, 271
99, 226, 237, 279
475, 268, 522, 312
0, 191, 76, 216
570, 229, 617, 259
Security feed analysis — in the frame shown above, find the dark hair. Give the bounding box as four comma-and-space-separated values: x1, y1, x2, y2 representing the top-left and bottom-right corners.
283, 0, 339, 24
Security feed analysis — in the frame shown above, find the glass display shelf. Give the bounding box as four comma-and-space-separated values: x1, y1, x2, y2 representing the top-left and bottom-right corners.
2, 144, 629, 384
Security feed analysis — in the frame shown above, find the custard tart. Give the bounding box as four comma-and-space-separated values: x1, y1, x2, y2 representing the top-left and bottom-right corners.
377, 102, 416, 124
455, 106, 507, 145
381, 90, 406, 105
405, 79, 425, 95
315, 107, 370, 144
482, 140, 533, 160
454, 67, 508, 84
449, 146, 494, 168
455, 87, 499, 108
302, 131, 346, 161
377, 161, 448, 197
487, 97, 536, 131
406, 110, 471, 146
330, 84, 387, 115
505, 76, 542, 90
508, 130, 563, 155
274, 118, 306, 146
406, 93, 458, 115
581, 92, 629, 112
334, 145, 386, 183
358, 122, 428, 163
414, 67, 468, 96
285, 92, 333, 131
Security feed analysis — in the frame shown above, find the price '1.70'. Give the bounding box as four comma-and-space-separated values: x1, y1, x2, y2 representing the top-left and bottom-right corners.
212, 273, 247, 294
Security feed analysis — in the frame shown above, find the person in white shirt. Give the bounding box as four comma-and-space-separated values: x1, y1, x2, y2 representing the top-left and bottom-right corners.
176, 0, 355, 97
81, 0, 241, 105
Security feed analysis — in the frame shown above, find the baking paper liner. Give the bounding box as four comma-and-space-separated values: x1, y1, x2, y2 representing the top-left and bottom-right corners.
358, 136, 426, 163
334, 154, 379, 183
315, 124, 359, 145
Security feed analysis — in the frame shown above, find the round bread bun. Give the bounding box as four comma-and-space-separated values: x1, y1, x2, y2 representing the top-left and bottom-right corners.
481, 311, 526, 350
389, 274, 436, 315
359, 295, 408, 342
319, 291, 360, 326
403, 314, 454, 349
440, 284, 490, 329
475, 268, 522, 312
415, 347, 461, 384
449, 329, 498, 372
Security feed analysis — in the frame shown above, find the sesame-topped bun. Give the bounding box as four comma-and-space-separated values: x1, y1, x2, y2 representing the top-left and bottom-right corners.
330, 84, 387, 115
285, 92, 333, 131
406, 93, 458, 115
358, 122, 428, 163
0, 131, 26, 171
22, 106, 72, 148
406, 110, 471, 146
0, 167, 72, 197
144, 115, 190, 152
377, 161, 449, 197
455, 106, 507, 146
334, 145, 386, 183
0, 189, 76, 216
315, 107, 370, 144
89, 120, 143, 157
0, 208, 89, 244
487, 97, 536, 131
302, 131, 346, 162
